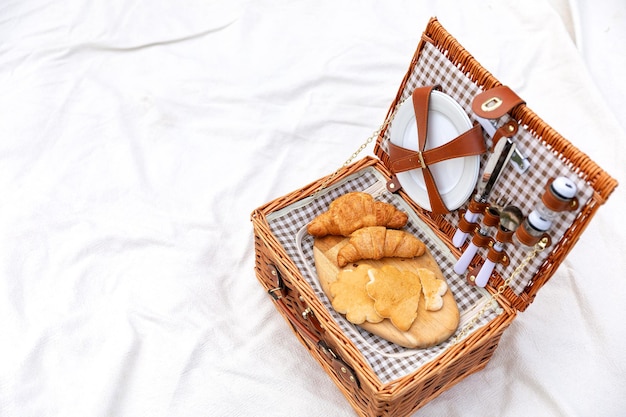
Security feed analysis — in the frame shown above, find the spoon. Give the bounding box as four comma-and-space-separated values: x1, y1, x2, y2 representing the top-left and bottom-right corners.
474, 205, 524, 287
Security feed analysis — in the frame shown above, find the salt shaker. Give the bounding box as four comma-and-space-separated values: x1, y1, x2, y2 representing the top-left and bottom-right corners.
514, 176, 578, 246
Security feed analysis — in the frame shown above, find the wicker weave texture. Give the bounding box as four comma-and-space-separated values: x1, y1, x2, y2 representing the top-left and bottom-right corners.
252, 158, 517, 416
250, 17, 617, 417
375, 17, 618, 311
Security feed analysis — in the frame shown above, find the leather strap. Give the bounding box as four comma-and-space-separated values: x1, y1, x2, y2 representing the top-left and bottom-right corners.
490, 120, 519, 151
486, 247, 511, 266
387, 86, 486, 215
471, 232, 493, 248
494, 228, 515, 244
265, 263, 360, 388
414, 85, 438, 151
515, 224, 552, 247
472, 85, 525, 119
541, 180, 579, 212
386, 175, 402, 193
456, 200, 491, 234
482, 206, 501, 227
273, 296, 360, 388
456, 210, 478, 235
469, 206, 500, 248
389, 124, 485, 172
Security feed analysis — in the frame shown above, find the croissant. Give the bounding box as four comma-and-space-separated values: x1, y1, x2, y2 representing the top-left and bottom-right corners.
337, 226, 426, 267
307, 192, 408, 237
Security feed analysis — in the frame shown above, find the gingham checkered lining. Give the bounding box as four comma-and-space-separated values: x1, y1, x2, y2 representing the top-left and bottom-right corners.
380, 41, 594, 296
266, 167, 501, 384
264, 40, 595, 383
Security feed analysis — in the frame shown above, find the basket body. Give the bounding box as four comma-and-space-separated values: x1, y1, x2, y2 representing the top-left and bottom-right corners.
250, 18, 617, 417
251, 158, 517, 417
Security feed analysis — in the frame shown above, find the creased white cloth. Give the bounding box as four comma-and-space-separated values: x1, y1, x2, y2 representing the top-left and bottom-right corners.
0, 1, 624, 416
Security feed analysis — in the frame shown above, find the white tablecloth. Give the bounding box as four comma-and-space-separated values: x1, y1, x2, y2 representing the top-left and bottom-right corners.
1, 1, 624, 416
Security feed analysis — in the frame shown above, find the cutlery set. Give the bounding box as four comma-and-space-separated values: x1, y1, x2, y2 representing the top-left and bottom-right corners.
452, 116, 580, 288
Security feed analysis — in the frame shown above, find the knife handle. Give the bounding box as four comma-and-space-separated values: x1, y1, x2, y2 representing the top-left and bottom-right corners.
454, 241, 479, 274
452, 209, 480, 248
474, 242, 504, 287
475, 259, 495, 287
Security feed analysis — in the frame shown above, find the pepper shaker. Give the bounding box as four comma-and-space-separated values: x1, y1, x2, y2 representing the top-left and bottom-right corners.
514, 176, 578, 246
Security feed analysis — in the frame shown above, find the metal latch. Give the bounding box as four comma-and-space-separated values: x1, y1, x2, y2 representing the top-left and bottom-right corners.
318, 340, 360, 388
267, 264, 286, 300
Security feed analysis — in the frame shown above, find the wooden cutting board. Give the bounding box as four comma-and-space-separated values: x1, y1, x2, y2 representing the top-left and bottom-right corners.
313, 235, 460, 348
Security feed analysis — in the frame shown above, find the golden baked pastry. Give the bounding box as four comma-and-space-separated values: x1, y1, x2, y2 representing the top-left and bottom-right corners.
329, 264, 383, 325
336, 226, 425, 267
417, 268, 448, 312
307, 192, 408, 237
365, 265, 422, 332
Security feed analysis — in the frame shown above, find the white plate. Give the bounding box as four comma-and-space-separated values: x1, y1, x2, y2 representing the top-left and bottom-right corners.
389, 91, 479, 212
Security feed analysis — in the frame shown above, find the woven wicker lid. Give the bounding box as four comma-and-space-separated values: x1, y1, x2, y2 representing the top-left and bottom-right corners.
373, 18, 617, 311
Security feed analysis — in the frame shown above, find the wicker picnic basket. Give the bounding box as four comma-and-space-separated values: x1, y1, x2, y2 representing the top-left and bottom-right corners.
250, 17, 618, 416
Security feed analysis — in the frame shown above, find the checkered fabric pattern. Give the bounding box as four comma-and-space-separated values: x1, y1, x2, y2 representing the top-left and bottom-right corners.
267, 167, 500, 384
264, 41, 595, 384
381, 41, 594, 296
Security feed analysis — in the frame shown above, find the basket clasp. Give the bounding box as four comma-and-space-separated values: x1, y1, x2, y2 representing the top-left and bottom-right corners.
267, 264, 286, 300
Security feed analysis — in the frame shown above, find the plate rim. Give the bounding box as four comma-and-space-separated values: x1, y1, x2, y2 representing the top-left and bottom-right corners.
389, 91, 480, 212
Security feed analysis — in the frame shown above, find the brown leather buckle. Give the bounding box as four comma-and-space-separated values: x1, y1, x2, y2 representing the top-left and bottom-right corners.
471, 232, 493, 249
416, 150, 427, 169
515, 224, 553, 247
472, 85, 525, 119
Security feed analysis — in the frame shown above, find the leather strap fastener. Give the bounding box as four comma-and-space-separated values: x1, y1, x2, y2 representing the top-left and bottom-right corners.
456, 200, 491, 234
471, 232, 493, 249
515, 224, 553, 248
274, 298, 360, 389
266, 264, 360, 389
267, 264, 286, 300
387, 85, 486, 215
472, 85, 525, 119
456, 209, 478, 235
485, 246, 511, 267
541, 179, 579, 212
482, 206, 501, 227
490, 120, 519, 151
494, 228, 515, 244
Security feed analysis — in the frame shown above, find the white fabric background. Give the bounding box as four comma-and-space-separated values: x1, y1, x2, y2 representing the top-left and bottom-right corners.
0, 1, 624, 416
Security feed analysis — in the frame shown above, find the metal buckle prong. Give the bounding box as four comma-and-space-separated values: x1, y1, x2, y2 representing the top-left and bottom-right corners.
268, 287, 283, 300
417, 151, 427, 169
